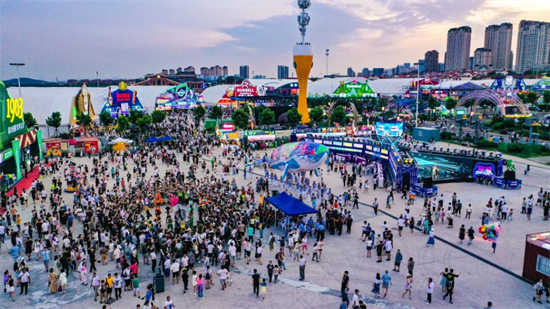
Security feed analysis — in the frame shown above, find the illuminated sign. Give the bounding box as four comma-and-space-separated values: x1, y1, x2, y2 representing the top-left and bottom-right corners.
6, 98, 23, 123
333, 142, 343, 146
381, 149, 388, 155
473, 162, 495, 179
376, 122, 403, 137
221, 123, 235, 131
343, 142, 353, 147
353, 143, 363, 148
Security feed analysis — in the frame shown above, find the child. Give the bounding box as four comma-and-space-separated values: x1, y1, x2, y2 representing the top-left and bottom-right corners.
192, 270, 198, 294
273, 265, 280, 283
509, 208, 514, 221
131, 275, 140, 298
260, 278, 268, 300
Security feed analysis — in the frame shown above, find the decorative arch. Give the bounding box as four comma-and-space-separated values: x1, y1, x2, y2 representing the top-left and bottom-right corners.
327, 101, 360, 126
456, 90, 529, 117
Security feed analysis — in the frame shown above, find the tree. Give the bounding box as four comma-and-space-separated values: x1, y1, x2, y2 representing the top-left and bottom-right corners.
129, 110, 143, 124
376, 97, 388, 111
543, 91, 550, 104
517, 92, 527, 103
116, 115, 131, 135
444, 97, 458, 111
232, 109, 249, 130
259, 108, 276, 126
330, 105, 347, 126
99, 111, 114, 129
209, 105, 222, 120
427, 96, 440, 110
309, 107, 325, 123
75, 113, 93, 135
45, 111, 62, 136
194, 105, 206, 121
527, 92, 540, 104
151, 110, 167, 124
136, 114, 152, 132
23, 112, 37, 129
286, 107, 303, 128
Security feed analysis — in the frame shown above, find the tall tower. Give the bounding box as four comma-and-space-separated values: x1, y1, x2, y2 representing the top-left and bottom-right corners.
293, 0, 313, 124
515, 20, 550, 73
484, 23, 513, 70
444, 26, 472, 71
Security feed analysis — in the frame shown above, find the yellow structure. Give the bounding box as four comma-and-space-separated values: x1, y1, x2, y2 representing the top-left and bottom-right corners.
293, 44, 313, 124
69, 83, 97, 126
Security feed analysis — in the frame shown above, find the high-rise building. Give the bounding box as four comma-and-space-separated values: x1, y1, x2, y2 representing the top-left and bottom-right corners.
372, 68, 384, 76
515, 20, 550, 73
200, 67, 209, 76
425, 50, 439, 72
418, 60, 425, 73
347, 67, 356, 77
222, 66, 228, 77
484, 23, 513, 70
277, 65, 289, 79
438, 63, 445, 72
361, 68, 370, 77
444, 26, 472, 71
473, 48, 493, 69
239, 65, 250, 79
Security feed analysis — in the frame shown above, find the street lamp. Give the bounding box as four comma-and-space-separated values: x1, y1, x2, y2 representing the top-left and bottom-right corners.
413, 62, 421, 127
325, 49, 329, 77
9, 63, 25, 98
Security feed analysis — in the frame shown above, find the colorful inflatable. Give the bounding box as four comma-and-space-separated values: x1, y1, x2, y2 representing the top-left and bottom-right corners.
478, 223, 501, 241
249, 141, 329, 180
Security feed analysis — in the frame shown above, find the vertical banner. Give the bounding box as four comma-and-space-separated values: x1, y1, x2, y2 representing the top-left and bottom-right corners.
11, 139, 21, 180
36, 130, 44, 162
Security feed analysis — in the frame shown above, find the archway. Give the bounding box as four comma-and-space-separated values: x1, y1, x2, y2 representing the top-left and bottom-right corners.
456, 90, 529, 117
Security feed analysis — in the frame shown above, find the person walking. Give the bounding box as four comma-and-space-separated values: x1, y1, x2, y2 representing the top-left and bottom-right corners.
381, 270, 392, 298
426, 277, 434, 305
407, 257, 415, 278
443, 269, 461, 304
401, 274, 413, 300
440, 268, 448, 292
371, 273, 381, 298
459, 225, 465, 244
267, 261, 274, 283
252, 269, 260, 298
196, 274, 204, 299
534, 279, 544, 304
393, 249, 403, 272
426, 228, 435, 247
341, 271, 350, 303
467, 226, 475, 246
19, 267, 30, 295
299, 255, 306, 281
311, 243, 319, 262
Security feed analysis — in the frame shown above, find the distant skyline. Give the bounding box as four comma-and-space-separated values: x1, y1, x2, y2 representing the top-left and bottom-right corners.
1, 0, 549, 81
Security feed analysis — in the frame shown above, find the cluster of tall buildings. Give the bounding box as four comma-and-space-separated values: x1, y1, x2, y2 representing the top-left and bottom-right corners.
441, 20, 549, 73
200, 65, 228, 77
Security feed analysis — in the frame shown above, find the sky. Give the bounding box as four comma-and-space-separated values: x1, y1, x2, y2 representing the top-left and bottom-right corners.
1, 0, 549, 81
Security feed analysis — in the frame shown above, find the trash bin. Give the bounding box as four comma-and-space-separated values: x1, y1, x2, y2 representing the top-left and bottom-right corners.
154, 273, 165, 293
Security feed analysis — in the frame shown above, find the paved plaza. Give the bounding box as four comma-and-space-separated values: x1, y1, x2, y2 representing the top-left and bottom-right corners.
1, 143, 549, 309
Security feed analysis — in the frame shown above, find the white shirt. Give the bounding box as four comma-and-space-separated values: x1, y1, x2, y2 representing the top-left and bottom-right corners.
217, 268, 228, 280
427, 281, 434, 293
352, 293, 359, 306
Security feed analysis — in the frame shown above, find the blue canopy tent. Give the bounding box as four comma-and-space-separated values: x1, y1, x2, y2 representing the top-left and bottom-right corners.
145, 137, 159, 143
160, 135, 174, 142
265, 192, 317, 216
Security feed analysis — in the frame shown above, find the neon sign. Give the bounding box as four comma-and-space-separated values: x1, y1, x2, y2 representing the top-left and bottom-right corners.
6, 98, 23, 122
473, 162, 495, 179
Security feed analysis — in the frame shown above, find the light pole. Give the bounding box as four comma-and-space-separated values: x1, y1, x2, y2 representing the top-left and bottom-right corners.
325, 49, 329, 76
413, 62, 420, 127
9, 63, 25, 98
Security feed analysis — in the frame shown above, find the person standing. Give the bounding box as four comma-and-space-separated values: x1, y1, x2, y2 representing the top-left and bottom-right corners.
92, 272, 101, 301
534, 279, 544, 304
252, 269, 260, 298
467, 226, 475, 246
426, 228, 435, 247
407, 257, 415, 278
351, 289, 360, 309
373, 198, 379, 215
311, 242, 319, 262
267, 261, 274, 284
459, 225, 465, 244
113, 273, 123, 300
426, 277, 434, 305
182, 268, 189, 293
341, 271, 350, 302
393, 249, 403, 272
19, 267, 30, 295
164, 295, 176, 309
381, 270, 392, 298
443, 269, 461, 304
299, 255, 307, 281
260, 278, 268, 300
371, 273, 381, 298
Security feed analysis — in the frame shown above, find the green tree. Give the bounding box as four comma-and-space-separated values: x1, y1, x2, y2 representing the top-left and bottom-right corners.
99, 111, 114, 129
194, 105, 206, 121
75, 113, 93, 135
286, 107, 303, 128
543, 91, 550, 104
209, 105, 222, 120
309, 107, 325, 123
377, 97, 388, 111
151, 110, 167, 124
428, 96, 440, 110
330, 105, 347, 126
232, 109, 249, 130
527, 92, 540, 104
116, 115, 131, 135
517, 92, 527, 103
136, 114, 152, 132
259, 108, 276, 126
444, 97, 458, 111
45, 111, 62, 136
23, 112, 37, 129
129, 110, 143, 124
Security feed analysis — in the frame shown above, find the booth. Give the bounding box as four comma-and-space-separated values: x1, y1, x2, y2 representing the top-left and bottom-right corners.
101, 81, 145, 117
155, 83, 204, 110
523, 232, 550, 284
109, 137, 133, 152
0, 81, 44, 191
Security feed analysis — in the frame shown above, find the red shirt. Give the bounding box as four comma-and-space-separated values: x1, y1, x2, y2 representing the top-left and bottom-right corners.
130, 264, 138, 274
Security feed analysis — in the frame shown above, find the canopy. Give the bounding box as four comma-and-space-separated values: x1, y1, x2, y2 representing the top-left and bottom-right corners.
145, 137, 159, 143
266, 192, 317, 216
109, 137, 133, 144
146, 135, 174, 143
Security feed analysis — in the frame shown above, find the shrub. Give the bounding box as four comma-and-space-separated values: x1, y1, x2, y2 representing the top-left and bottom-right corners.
476, 139, 497, 149
507, 143, 523, 153
440, 131, 456, 140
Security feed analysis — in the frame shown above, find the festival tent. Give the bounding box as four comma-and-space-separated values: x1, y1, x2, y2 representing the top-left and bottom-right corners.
109, 137, 133, 145
145, 137, 159, 143
159, 136, 174, 142
265, 192, 317, 216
